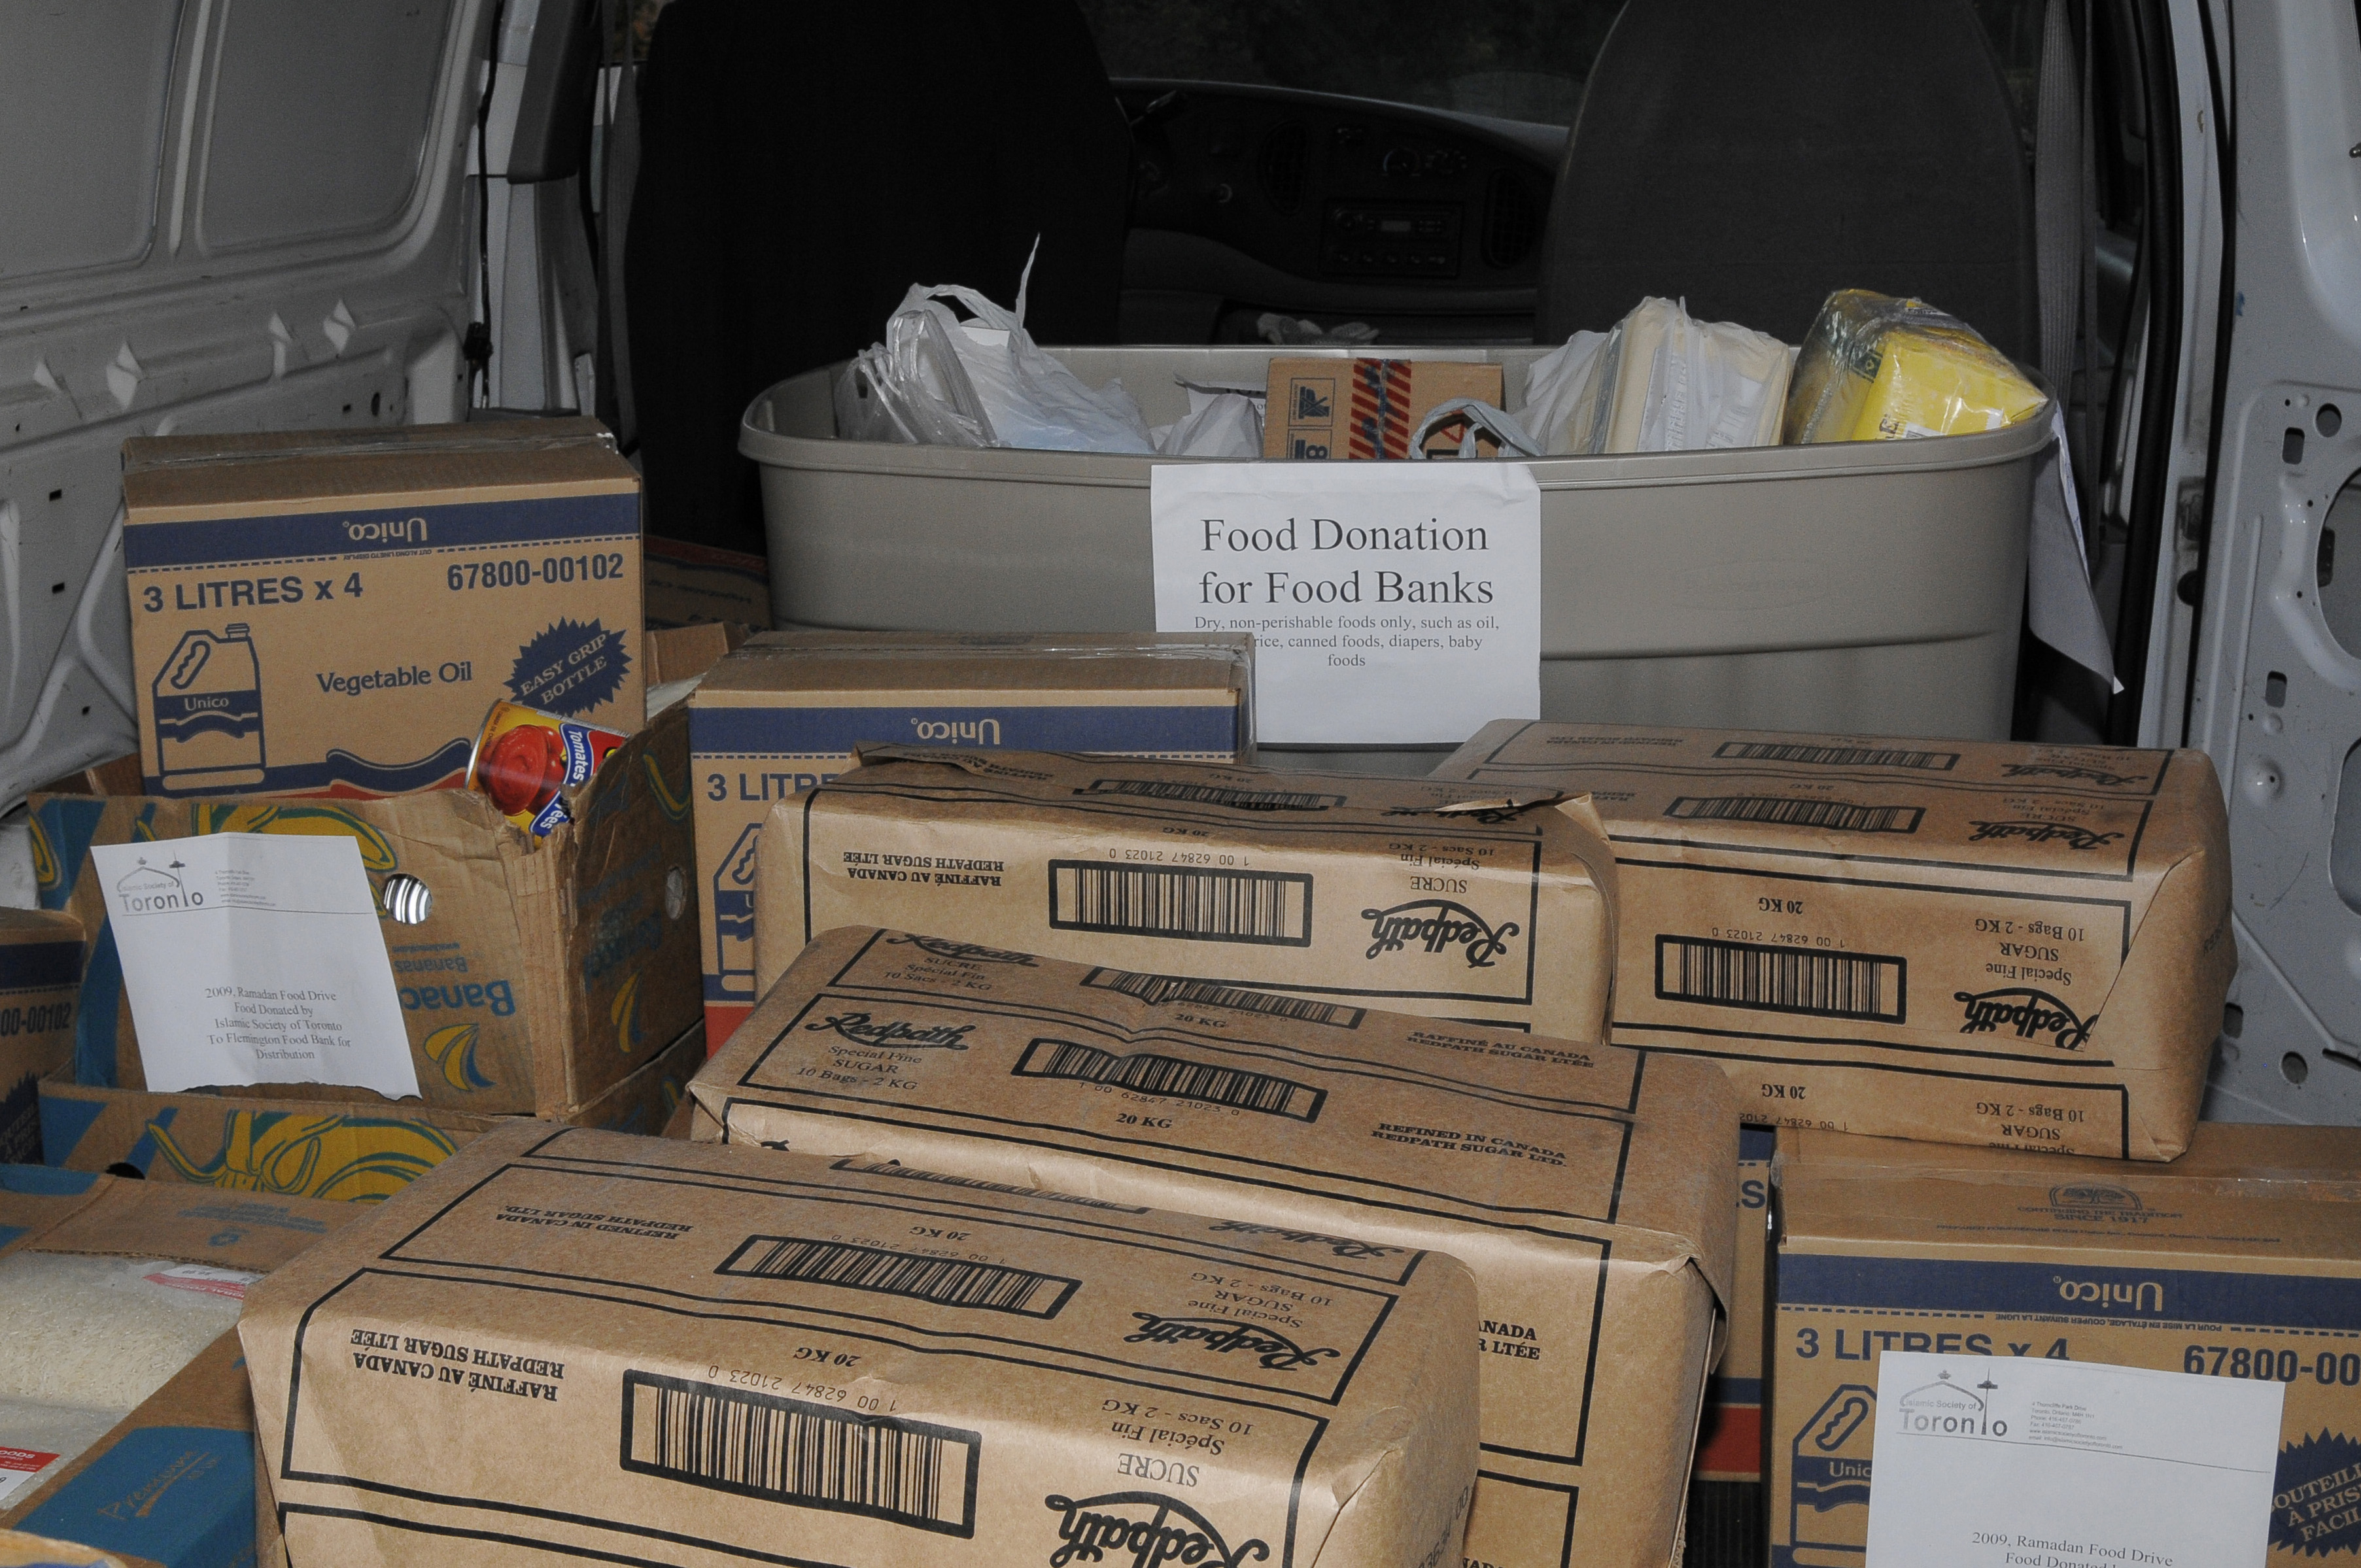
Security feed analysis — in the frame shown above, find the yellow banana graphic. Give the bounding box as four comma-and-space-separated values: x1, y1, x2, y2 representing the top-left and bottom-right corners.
610, 972, 642, 1054
421, 1022, 493, 1091
27, 821, 58, 896
147, 1110, 460, 1202
192, 802, 399, 873
644, 754, 692, 822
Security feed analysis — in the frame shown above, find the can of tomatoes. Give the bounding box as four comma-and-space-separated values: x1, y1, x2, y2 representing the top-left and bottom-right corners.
465, 700, 629, 836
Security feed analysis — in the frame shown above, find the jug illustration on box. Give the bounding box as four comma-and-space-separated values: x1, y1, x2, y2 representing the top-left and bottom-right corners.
154, 623, 266, 791
712, 821, 762, 1002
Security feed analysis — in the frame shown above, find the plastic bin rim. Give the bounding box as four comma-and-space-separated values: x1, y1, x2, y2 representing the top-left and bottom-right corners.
739, 361, 2056, 487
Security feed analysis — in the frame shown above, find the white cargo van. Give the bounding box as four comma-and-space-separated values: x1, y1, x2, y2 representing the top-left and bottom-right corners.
0, 1, 2345, 1210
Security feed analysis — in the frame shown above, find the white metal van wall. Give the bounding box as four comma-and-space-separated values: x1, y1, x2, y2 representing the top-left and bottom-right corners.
2188, 0, 2361, 1124
0, 0, 486, 806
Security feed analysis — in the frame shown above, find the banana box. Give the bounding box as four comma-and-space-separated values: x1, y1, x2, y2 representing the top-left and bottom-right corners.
35, 1019, 704, 1201
120, 419, 642, 799
27, 706, 699, 1121
1770, 1124, 2361, 1568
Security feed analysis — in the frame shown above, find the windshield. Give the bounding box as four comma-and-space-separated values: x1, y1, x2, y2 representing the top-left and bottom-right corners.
1075, 0, 1625, 126
1078, 0, 2047, 133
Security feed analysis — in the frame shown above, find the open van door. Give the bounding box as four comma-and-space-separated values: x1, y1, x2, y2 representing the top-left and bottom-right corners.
2182, 0, 2361, 1124
0, 0, 521, 809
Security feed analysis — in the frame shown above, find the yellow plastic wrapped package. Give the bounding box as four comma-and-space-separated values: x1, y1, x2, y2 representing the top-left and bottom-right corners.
1782, 288, 2046, 443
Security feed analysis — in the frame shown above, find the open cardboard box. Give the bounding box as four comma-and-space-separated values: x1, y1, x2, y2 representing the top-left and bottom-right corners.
37, 1019, 703, 1197
31, 701, 698, 1123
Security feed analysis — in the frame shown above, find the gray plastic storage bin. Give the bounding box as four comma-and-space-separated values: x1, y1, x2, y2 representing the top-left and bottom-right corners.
742, 347, 2047, 770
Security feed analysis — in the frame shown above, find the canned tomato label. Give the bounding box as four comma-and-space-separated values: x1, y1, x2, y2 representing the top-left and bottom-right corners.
466, 699, 629, 836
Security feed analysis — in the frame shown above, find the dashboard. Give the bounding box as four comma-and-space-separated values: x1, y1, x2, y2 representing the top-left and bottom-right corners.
1110, 80, 1566, 344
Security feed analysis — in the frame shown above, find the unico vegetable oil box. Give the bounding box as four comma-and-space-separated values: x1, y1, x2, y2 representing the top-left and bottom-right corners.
120, 420, 643, 798
689, 632, 1253, 1044
1769, 1125, 2361, 1568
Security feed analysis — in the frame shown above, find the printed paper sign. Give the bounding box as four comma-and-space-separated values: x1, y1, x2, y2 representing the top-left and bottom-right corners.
94, 832, 421, 1099
1151, 462, 1541, 745
1865, 1352, 2282, 1568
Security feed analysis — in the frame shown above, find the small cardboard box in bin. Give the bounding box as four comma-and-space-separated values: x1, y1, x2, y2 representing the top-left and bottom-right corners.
120, 418, 643, 798
29, 703, 700, 1124
1263, 356, 1504, 458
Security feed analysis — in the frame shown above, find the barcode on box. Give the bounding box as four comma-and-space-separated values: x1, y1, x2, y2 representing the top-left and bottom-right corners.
717, 1235, 1079, 1318
621, 1371, 979, 1537
1050, 861, 1313, 947
1014, 1037, 1326, 1121
1655, 934, 1906, 1023
1665, 795, 1925, 834
1711, 740, 1959, 771
1078, 779, 1345, 811
1082, 968, 1365, 1028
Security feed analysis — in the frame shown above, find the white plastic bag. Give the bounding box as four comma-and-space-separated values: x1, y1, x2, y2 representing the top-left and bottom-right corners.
1515, 298, 1795, 454
1515, 329, 1613, 454
833, 256, 1154, 454
1152, 384, 1265, 458
1406, 398, 1543, 460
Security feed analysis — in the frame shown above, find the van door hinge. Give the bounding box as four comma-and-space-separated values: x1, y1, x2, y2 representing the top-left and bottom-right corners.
2176, 477, 2209, 546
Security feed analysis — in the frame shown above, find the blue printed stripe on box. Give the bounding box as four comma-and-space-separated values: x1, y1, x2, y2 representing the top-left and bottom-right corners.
0, 940, 82, 993
1782, 1252, 2361, 1332
124, 492, 638, 570
691, 704, 1241, 758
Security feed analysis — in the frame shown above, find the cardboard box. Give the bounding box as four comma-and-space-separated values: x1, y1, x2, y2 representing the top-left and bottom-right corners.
37, 1076, 504, 1199
29, 704, 700, 1120
642, 621, 748, 689
1432, 721, 2235, 1158
0, 1531, 122, 1566
1696, 1126, 1776, 1486
120, 419, 643, 798
753, 748, 1618, 1041
1264, 358, 1506, 459
694, 925, 1737, 1568
0, 1167, 360, 1566
37, 1015, 705, 1200
242, 1124, 1481, 1567
643, 534, 772, 630
5, 1333, 251, 1568
694, 634, 1255, 1042
0, 912, 81, 1167
563, 1019, 706, 1138
1768, 1123, 2361, 1568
